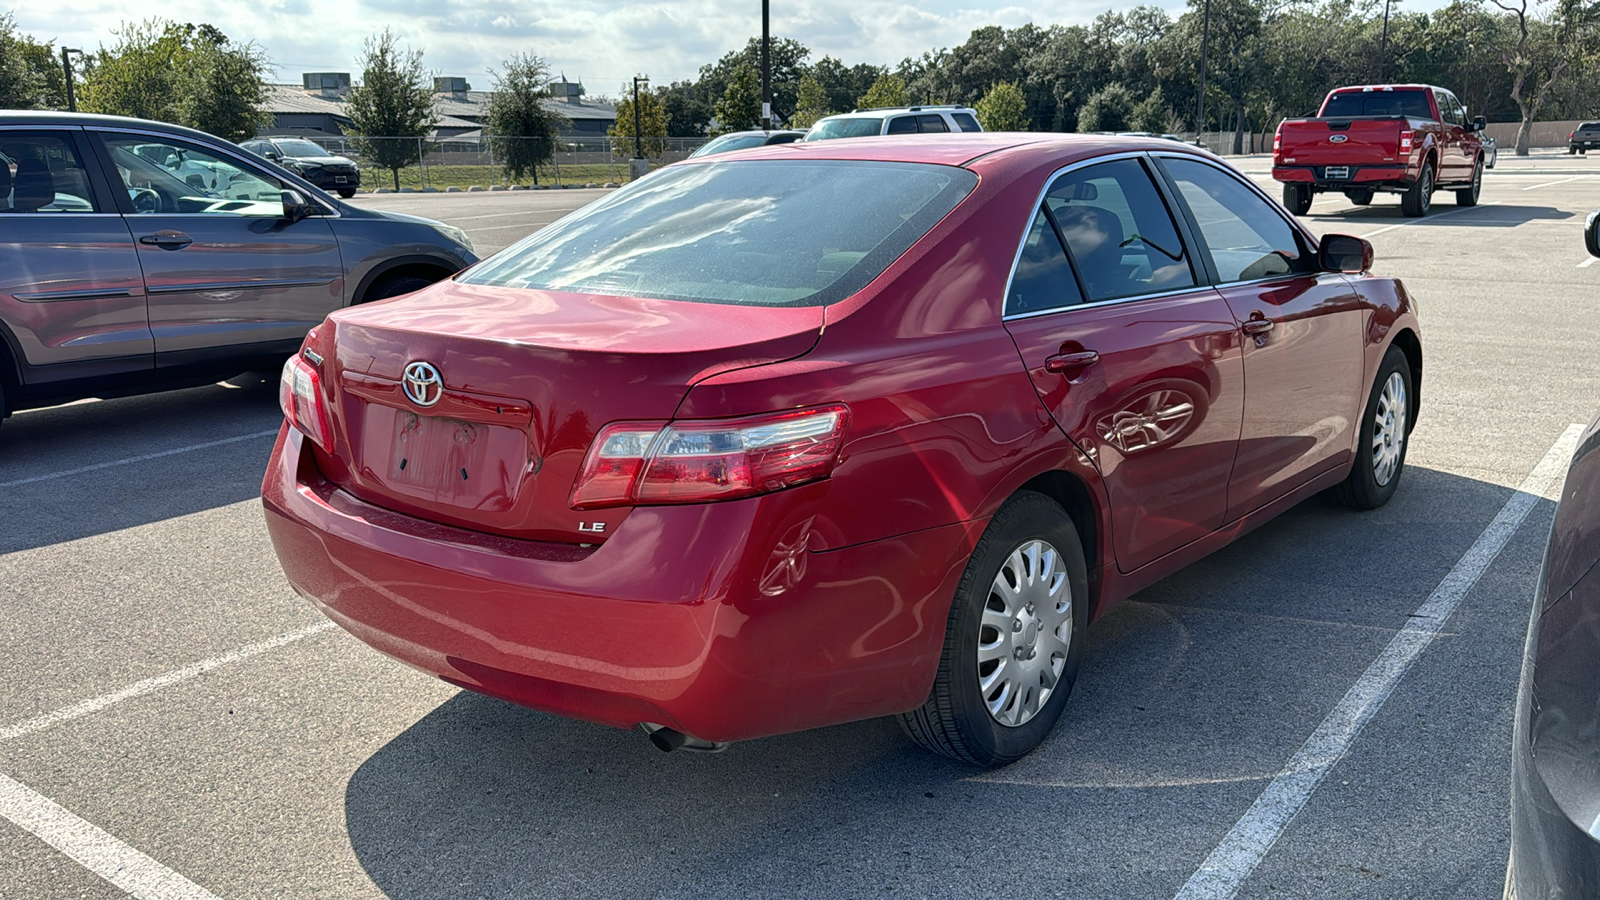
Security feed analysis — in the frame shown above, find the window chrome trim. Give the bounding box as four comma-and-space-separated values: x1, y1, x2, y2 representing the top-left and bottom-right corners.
1001, 150, 1199, 321
1001, 283, 1219, 322
95, 126, 342, 218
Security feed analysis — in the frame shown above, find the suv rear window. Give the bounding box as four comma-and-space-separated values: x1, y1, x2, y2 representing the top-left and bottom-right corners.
460, 160, 977, 307
807, 117, 886, 140
1321, 90, 1432, 119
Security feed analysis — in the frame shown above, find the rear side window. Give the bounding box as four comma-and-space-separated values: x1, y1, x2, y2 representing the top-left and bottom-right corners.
1042, 158, 1196, 302
1162, 157, 1315, 282
886, 116, 918, 135
953, 113, 983, 132
1007, 208, 1085, 315
1321, 90, 1432, 119
916, 115, 950, 133
461, 160, 978, 307
0, 131, 99, 213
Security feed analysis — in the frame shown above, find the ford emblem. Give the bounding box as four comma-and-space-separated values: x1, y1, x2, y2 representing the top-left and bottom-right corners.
1329, 134, 1349, 143
402, 361, 443, 407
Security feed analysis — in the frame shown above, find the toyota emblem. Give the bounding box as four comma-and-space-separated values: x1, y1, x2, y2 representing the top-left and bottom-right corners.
1329, 134, 1349, 143
402, 361, 443, 407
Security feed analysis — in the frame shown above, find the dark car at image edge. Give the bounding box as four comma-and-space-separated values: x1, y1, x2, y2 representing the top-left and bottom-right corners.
0, 111, 477, 429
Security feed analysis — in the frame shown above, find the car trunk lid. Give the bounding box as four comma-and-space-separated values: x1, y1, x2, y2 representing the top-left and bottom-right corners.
315, 280, 823, 543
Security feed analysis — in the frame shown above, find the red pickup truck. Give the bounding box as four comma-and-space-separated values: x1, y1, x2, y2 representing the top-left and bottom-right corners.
1273, 84, 1487, 217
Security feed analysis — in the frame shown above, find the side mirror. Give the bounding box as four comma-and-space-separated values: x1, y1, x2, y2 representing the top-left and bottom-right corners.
1472, 116, 1487, 133
1585, 208, 1600, 258
265, 150, 281, 161
281, 189, 315, 222
1319, 233, 1373, 273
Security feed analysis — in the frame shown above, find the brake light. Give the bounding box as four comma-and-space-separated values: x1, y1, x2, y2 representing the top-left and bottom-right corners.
1273, 128, 1282, 159
279, 354, 333, 452
1399, 130, 1413, 152
571, 405, 850, 508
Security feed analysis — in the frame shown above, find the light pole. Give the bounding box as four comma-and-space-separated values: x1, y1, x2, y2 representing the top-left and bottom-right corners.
60, 48, 82, 112
632, 75, 649, 159
761, 0, 772, 130
1196, 0, 1210, 147
1379, 0, 1392, 81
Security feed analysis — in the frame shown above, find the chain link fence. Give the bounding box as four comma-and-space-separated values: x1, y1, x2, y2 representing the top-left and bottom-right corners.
289, 135, 709, 192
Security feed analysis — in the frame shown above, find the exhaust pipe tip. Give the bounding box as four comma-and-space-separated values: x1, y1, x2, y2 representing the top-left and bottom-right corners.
639, 723, 730, 754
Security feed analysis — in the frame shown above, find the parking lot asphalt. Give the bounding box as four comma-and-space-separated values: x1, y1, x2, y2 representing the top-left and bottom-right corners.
3, 152, 1599, 899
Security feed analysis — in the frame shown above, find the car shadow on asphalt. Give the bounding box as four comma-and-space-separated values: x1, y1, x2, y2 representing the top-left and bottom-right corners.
0, 375, 282, 555
1307, 203, 1572, 228
338, 465, 1529, 900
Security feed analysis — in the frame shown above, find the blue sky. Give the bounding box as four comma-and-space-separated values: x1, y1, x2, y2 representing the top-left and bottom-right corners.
13, 0, 1453, 97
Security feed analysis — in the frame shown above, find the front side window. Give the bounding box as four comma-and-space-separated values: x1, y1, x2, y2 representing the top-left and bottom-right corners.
1043, 158, 1196, 302
1163, 157, 1315, 283
0, 132, 99, 213
102, 135, 284, 216
461, 160, 977, 307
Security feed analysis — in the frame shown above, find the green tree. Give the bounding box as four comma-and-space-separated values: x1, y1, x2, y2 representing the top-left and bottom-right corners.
1489, 0, 1600, 154
698, 37, 811, 124
714, 63, 762, 132
807, 56, 883, 114
0, 14, 41, 108
609, 89, 669, 156
657, 79, 712, 136
1129, 85, 1170, 132
78, 21, 267, 139
1077, 82, 1137, 132
790, 74, 832, 128
486, 52, 565, 184
345, 29, 438, 192
857, 73, 907, 109
975, 81, 1030, 130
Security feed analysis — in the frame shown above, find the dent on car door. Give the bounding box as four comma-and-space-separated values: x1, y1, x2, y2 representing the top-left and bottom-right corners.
1157, 155, 1365, 520
91, 131, 343, 365
1002, 156, 1245, 573
0, 128, 151, 380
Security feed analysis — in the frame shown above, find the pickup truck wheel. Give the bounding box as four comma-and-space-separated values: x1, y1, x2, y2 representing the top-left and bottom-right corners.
897, 491, 1087, 767
1456, 159, 1482, 207
1331, 346, 1411, 509
1283, 183, 1312, 215
1401, 165, 1433, 217
1346, 189, 1374, 206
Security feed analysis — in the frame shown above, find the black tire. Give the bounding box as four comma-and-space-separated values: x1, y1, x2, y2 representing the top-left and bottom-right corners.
1486, 152, 1496, 169
1346, 189, 1375, 206
1456, 159, 1483, 207
362, 274, 437, 303
1401, 164, 1433, 217
898, 492, 1089, 767
1330, 345, 1412, 509
1283, 183, 1312, 216
337, 189, 357, 199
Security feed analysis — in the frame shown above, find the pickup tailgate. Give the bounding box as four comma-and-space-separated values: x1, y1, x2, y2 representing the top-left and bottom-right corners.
1277, 117, 1407, 167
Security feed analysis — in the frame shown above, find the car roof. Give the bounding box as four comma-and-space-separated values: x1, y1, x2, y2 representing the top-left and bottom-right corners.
0, 110, 230, 145
695, 132, 1208, 168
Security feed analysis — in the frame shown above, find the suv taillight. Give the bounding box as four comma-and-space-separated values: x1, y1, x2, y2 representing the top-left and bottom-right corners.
1399, 130, 1414, 152
279, 354, 332, 452
571, 405, 850, 508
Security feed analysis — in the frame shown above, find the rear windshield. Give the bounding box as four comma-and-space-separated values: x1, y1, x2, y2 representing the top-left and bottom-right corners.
806, 117, 885, 140
1580, 122, 1600, 131
690, 134, 768, 157
1321, 90, 1432, 119
460, 160, 977, 307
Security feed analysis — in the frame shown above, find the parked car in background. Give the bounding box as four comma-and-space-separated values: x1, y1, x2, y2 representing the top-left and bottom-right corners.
1484, 135, 1498, 169
689, 130, 806, 158
241, 136, 362, 198
0, 112, 476, 430
264, 133, 1421, 767
1507, 410, 1600, 898
804, 105, 984, 140
1568, 122, 1600, 155
1273, 84, 1486, 217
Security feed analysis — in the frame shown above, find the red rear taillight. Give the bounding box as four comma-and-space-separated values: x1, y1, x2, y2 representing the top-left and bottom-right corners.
279, 354, 333, 452
1399, 130, 1414, 152
571, 405, 850, 508
1272, 128, 1282, 160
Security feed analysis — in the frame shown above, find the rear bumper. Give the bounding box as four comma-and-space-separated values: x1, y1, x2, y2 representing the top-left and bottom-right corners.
262, 426, 983, 742
1273, 165, 1412, 190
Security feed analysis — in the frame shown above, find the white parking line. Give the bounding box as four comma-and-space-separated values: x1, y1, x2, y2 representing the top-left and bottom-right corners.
0, 429, 279, 489
1359, 201, 1502, 238
1522, 175, 1590, 191
1172, 422, 1585, 900
0, 620, 335, 743
1579, 257, 1599, 268
0, 772, 223, 900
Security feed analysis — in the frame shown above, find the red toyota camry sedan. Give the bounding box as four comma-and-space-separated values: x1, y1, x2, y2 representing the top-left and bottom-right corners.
263, 134, 1421, 766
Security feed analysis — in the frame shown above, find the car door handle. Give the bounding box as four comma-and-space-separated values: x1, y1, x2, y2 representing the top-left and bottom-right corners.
139, 230, 193, 250
1044, 350, 1100, 374
1241, 318, 1274, 335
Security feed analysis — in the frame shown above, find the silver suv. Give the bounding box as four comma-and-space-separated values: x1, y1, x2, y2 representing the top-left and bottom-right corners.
804, 106, 984, 141
0, 112, 477, 427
